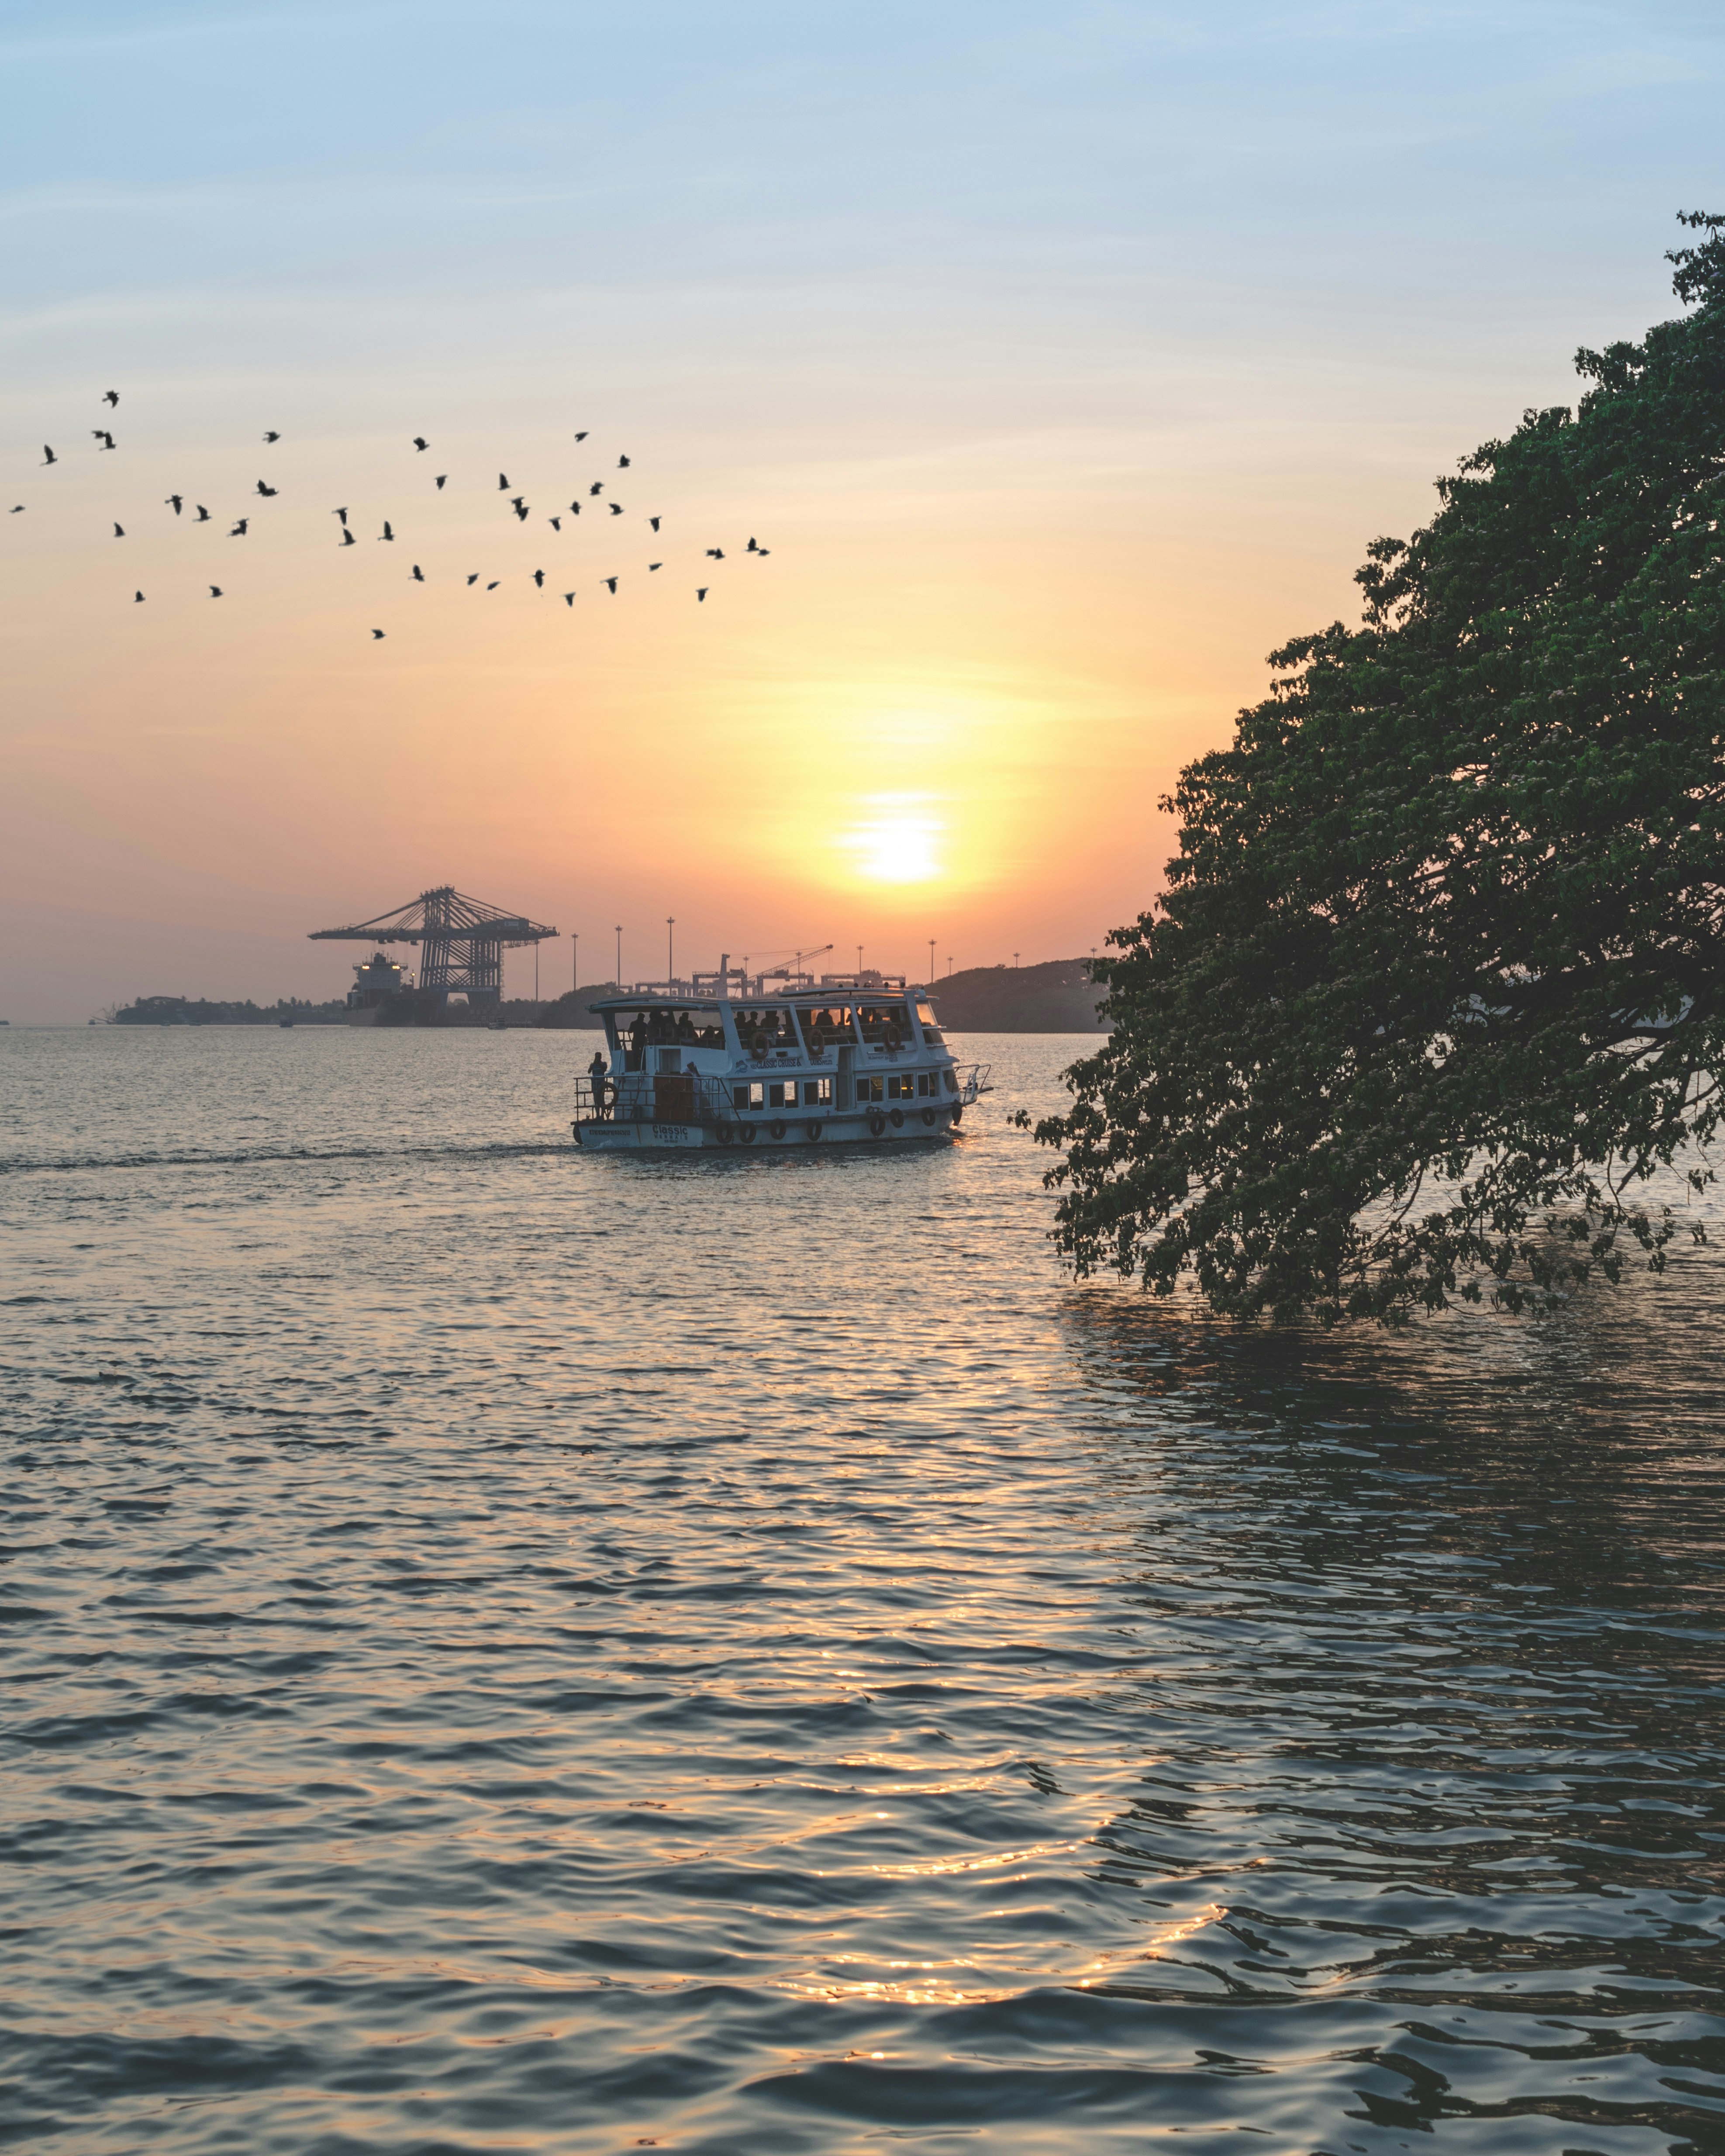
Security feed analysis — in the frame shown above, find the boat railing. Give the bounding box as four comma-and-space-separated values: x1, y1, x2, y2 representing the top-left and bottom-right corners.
956, 1062, 992, 1103
574, 1073, 742, 1128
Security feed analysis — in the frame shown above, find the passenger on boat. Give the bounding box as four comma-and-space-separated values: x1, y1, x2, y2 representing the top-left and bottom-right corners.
676, 1011, 697, 1044
629, 1012, 648, 1054
588, 1049, 609, 1117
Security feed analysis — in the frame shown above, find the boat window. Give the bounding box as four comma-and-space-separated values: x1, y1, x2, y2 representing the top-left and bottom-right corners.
796, 1003, 853, 1049
942, 1069, 959, 1094
856, 1000, 910, 1045
855, 1074, 884, 1103
733, 1005, 795, 1054
767, 1080, 799, 1108
623, 1004, 724, 1049
887, 1074, 917, 1099
915, 1000, 944, 1044
732, 1081, 765, 1111
803, 1077, 833, 1106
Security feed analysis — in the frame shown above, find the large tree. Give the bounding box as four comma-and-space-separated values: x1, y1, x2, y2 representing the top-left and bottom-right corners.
1033, 217, 1725, 1322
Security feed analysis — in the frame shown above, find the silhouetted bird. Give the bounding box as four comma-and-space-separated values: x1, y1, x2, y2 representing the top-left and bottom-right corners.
230, 519, 248, 536
756, 548, 770, 556
533, 569, 545, 587
194, 505, 210, 521
8, 505, 21, 514
333, 507, 348, 526
379, 521, 394, 541
41, 446, 56, 466
574, 431, 588, 441
102, 391, 118, 407
263, 431, 281, 443
486, 581, 499, 590
411, 564, 425, 582
413, 437, 428, 451
134, 590, 145, 601
603, 576, 617, 593
568, 501, 581, 515
467, 573, 480, 585
340, 528, 356, 546
549, 516, 562, 531
93, 430, 115, 449
166, 495, 183, 514
513, 500, 529, 521
563, 592, 575, 605
648, 562, 662, 571
747, 537, 758, 552
609, 502, 623, 515
372, 628, 385, 639
618, 454, 630, 467
498, 473, 510, 489
210, 586, 222, 597
255, 480, 277, 497
113, 522, 124, 536
435, 475, 447, 488
590, 483, 603, 497
649, 517, 660, 531
697, 587, 707, 601
705, 548, 724, 559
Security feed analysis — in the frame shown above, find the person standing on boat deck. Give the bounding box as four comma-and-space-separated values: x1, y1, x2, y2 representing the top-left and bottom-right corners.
588, 1048, 608, 1117
630, 1011, 648, 1057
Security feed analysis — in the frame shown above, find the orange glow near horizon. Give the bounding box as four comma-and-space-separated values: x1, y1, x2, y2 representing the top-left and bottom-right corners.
0, 355, 1428, 1017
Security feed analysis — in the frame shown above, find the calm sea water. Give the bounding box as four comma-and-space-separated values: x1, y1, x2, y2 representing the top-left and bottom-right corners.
3, 1025, 1722, 2156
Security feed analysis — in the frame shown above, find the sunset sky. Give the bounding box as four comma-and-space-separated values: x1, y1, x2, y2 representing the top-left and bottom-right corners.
3, 0, 1722, 1019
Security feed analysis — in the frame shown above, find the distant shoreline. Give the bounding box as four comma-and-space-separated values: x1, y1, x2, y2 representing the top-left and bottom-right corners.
101, 959, 1109, 1035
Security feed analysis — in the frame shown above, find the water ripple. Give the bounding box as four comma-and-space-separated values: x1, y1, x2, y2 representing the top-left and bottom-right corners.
0, 1025, 1721, 2152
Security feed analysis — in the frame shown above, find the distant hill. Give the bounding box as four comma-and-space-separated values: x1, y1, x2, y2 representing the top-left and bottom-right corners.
928, 959, 1107, 1033
537, 982, 626, 1029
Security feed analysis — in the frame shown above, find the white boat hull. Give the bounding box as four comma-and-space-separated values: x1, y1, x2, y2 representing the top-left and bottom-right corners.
574, 1107, 962, 1152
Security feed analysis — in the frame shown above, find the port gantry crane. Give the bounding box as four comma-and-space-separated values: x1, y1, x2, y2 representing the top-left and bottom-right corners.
308, 885, 557, 1010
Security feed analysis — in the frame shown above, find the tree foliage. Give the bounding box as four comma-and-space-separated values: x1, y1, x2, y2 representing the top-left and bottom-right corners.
1033, 217, 1725, 1322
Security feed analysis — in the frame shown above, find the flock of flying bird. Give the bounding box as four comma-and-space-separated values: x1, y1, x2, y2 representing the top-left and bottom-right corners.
12, 391, 772, 638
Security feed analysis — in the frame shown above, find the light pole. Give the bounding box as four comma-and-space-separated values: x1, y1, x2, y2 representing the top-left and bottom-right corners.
1013, 951, 1019, 970
615, 924, 622, 989
666, 916, 675, 986
927, 938, 935, 987
947, 953, 953, 976
573, 932, 579, 993
856, 943, 863, 980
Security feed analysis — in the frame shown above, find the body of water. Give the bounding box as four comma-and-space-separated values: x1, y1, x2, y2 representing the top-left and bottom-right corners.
3, 1025, 1722, 2153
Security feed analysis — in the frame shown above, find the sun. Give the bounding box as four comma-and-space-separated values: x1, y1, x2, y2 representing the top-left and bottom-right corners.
840, 799, 943, 883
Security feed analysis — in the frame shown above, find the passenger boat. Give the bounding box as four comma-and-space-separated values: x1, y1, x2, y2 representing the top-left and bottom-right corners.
572, 966, 988, 1151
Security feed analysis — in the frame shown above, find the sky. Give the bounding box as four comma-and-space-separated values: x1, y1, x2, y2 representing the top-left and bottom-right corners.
2, 0, 1722, 1019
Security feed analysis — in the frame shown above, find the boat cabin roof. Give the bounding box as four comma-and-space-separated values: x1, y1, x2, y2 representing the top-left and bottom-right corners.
586, 982, 921, 1014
